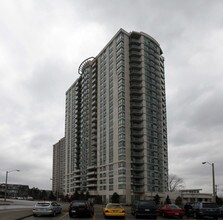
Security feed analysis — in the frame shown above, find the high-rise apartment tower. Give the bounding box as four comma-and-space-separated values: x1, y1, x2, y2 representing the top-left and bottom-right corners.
64, 29, 168, 204
52, 137, 65, 198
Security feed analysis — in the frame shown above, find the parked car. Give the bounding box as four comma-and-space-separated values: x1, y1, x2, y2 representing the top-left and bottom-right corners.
33, 201, 62, 217
69, 200, 94, 218
219, 206, 223, 217
184, 203, 193, 217
131, 200, 157, 219
157, 204, 184, 218
192, 202, 220, 219
103, 203, 125, 218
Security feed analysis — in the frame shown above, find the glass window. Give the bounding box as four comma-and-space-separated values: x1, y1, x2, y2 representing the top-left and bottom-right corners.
118, 162, 126, 167
118, 154, 126, 160
118, 176, 126, 182
118, 184, 126, 189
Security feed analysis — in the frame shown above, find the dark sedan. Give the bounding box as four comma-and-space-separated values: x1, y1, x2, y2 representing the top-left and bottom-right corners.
69, 200, 94, 218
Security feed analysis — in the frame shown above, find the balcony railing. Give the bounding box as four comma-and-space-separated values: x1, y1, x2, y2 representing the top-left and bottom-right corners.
132, 151, 144, 157
133, 188, 144, 193
132, 159, 144, 164
132, 137, 144, 143
132, 144, 144, 151
132, 181, 144, 186
132, 173, 144, 179
131, 116, 143, 122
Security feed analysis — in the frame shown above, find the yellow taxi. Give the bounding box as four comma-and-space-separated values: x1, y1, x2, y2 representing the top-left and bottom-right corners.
103, 203, 125, 218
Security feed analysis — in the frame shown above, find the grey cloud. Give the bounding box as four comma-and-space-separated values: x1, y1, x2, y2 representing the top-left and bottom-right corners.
189, 88, 223, 129
1, 0, 223, 193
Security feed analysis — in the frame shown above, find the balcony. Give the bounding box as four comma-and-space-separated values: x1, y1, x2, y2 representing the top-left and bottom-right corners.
87, 176, 97, 182
91, 116, 97, 123
92, 121, 97, 129
131, 96, 143, 102
132, 173, 144, 179
131, 69, 141, 75
92, 83, 97, 94
132, 165, 144, 171
132, 151, 144, 157
131, 89, 142, 95
132, 137, 144, 143
87, 183, 97, 187
132, 130, 144, 138
74, 169, 81, 174
130, 38, 141, 45
131, 102, 143, 109
92, 71, 97, 79
92, 76, 96, 85
131, 112, 143, 119
132, 144, 144, 151
130, 82, 142, 89
130, 45, 141, 51
92, 110, 97, 118
129, 51, 141, 57
130, 57, 142, 63
132, 159, 144, 164
87, 165, 97, 171
132, 181, 144, 186
131, 123, 143, 130
131, 109, 143, 115
91, 140, 97, 147
91, 98, 96, 106
74, 179, 81, 183
133, 187, 144, 193
130, 63, 142, 70
91, 123, 97, 132
87, 170, 97, 175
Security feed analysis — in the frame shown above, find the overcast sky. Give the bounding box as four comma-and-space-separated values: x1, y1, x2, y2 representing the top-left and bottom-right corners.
0, 0, 223, 195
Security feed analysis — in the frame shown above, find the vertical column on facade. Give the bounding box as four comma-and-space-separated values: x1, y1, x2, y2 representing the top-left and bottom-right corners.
73, 79, 81, 193
129, 32, 145, 200
97, 51, 108, 202
160, 55, 168, 192
116, 33, 132, 203
79, 61, 93, 193
143, 36, 168, 194
87, 59, 98, 195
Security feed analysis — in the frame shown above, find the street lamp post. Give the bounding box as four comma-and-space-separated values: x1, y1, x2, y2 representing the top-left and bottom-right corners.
4, 170, 20, 202
202, 162, 216, 203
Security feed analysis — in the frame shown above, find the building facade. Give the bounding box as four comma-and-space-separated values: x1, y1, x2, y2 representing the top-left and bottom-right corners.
52, 137, 65, 198
64, 29, 168, 204
0, 183, 29, 199
163, 189, 212, 204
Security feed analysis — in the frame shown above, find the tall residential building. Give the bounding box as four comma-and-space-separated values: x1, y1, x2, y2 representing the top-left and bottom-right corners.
65, 29, 168, 204
52, 137, 65, 197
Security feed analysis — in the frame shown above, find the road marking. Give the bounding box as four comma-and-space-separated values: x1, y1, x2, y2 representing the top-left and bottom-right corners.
59, 212, 68, 219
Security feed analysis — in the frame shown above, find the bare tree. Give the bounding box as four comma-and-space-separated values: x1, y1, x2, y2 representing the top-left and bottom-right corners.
168, 174, 185, 192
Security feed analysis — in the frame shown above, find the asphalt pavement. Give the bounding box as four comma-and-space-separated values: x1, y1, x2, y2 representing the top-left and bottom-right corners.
1, 200, 223, 220
0, 199, 69, 220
